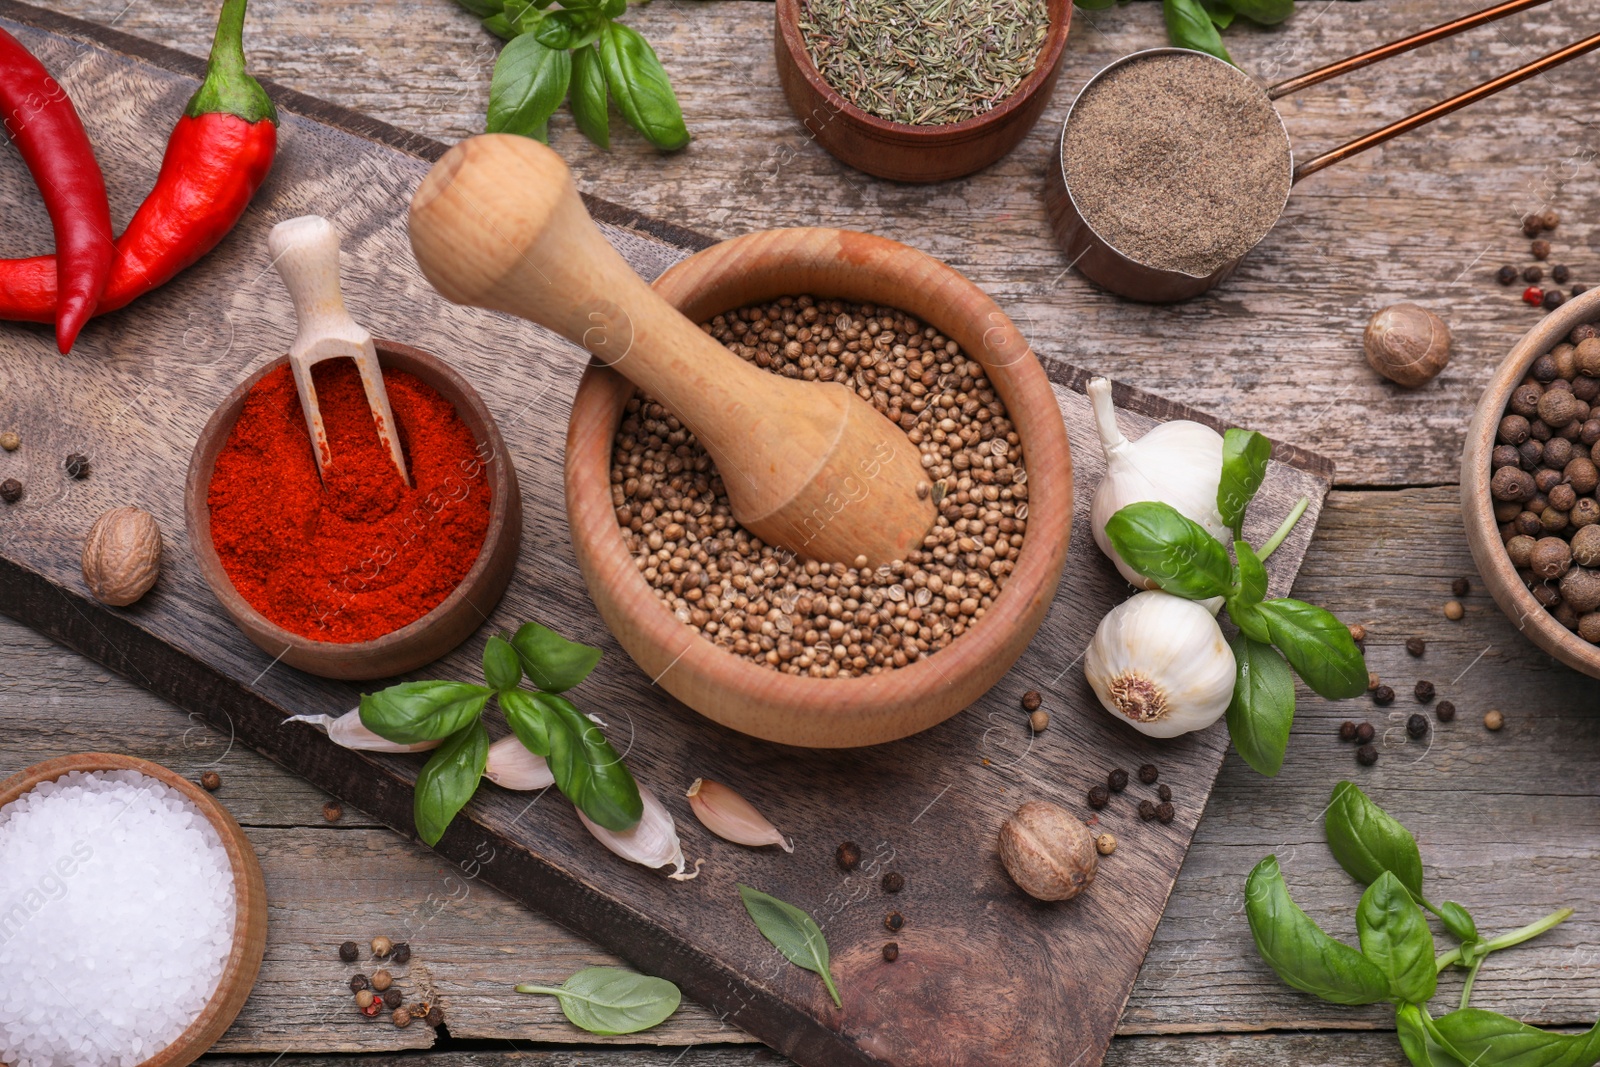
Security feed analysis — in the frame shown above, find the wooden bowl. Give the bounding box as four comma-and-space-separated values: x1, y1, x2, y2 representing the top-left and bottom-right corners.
1462, 286, 1600, 679
185, 340, 522, 681
773, 0, 1072, 183
566, 227, 1073, 747
0, 753, 268, 1067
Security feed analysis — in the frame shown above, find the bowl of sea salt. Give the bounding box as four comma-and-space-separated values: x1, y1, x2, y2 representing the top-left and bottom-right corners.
0, 754, 267, 1067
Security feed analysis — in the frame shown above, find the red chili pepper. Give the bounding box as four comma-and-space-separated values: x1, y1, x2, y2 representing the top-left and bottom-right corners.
0, 0, 276, 345
0, 26, 114, 353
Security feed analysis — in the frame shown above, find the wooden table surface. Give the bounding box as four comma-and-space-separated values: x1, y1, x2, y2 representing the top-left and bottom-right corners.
3, 0, 1598, 1064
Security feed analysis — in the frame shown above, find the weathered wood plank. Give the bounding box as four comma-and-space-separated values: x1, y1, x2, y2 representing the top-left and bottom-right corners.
24, 0, 1600, 487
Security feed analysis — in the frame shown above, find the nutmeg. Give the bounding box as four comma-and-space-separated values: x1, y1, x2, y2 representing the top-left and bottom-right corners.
81, 507, 162, 606
1364, 303, 1451, 388
997, 800, 1097, 902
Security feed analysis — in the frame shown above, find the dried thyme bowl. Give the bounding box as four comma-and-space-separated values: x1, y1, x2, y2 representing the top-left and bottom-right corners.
773, 0, 1073, 183
565, 228, 1073, 748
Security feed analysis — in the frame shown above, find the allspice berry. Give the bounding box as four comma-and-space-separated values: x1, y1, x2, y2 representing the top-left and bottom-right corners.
1365, 304, 1451, 387
81, 507, 163, 606
1531, 536, 1573, 580
997, 800, 1097, 902
1574, 525, 1600, 567
1539, 389, 1579, 428
393, 1008, 413, 1028
1559, 568, 1600, 614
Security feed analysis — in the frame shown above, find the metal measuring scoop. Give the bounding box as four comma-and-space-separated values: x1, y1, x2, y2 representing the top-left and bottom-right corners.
268, 215, 410, 485
1048, 0, 1600, 302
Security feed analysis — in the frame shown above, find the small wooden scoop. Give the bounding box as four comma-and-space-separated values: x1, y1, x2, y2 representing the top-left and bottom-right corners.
268, 215, 409, 486
406, 135, 935, 566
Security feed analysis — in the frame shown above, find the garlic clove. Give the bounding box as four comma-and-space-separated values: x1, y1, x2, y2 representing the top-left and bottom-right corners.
484, 734, 555, 790
1084, 590, 1236, 739
284, 709, 443, 753
685, 778, 793, 852
578, 783, 701, 881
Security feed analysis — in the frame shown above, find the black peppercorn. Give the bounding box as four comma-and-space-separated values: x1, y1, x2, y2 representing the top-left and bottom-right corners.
1546, 289, 1567, 311
1452, 577, 1470, 597
1339, 720, 1358, 742
425, 1005, 444, 1028
1498, 265, 1519, 286
1157, 784, 1172, 803
1575, 283, 1591, 297
1087, 784, 1110, 809
1373, 685, 1395, 706
1155, 802, 1175, 824
0, 479, 21, 504
835, 841, 861, 871
1407, 713, 1430, 740
383, 987, 402, 1009
1554, 264, 1572, 284
1437, 700, 1457, 722
1533, 238, 1552, 260
882, 871, 905, 893
1108, 768, 1129, 793
1355, 721, 1376, 745
391, 942, 411, 965
883, 942, 900, 962
1406, 637, 1426, 657
1525, 265, 1545, 284
1021, 690, 1042, 712
1357, 744, 1379, 766
1414, 680, 1435, 703
64, 453, 89, 480
339, 940, 360, 963
885, 911, 904, 932
350, 974, 370, 992
1138, 799, 1158, 821
1523, 213, 1544, 237
1137, 763, 1159, 785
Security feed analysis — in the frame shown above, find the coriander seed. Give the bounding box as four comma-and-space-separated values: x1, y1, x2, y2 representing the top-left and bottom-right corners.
371, 970, 392, 992
1348, 623, 1367, 644
0, 431, 17, 451
355, 989, 375, 1009
1095, 832, 1117, 856
1029, 710, 1050, 732
1484, 708, 1505, 731
1444, 600, 1464, 620
371, 936, 393, 959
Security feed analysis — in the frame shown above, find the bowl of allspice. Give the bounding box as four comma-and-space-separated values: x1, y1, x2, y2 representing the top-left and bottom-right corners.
1463, 285, 1600, 678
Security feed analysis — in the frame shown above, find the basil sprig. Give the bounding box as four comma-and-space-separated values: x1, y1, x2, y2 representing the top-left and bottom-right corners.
359, 619, 641, 845
1249, 783, 1583, 1067
465, 0, 689, 150
1072, 0, 1294, 64
1104, 427, 1366, 777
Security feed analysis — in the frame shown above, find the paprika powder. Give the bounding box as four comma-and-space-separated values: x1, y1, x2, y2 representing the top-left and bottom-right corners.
208, 358, 492, 643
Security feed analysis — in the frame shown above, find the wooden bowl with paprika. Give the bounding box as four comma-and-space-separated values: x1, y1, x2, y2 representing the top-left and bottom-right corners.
565, 227, 1073, 748
185, 340, 522, 681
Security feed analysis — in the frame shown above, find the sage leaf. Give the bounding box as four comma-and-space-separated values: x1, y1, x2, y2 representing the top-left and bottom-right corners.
1430, 1009, 1600, 1067
1255, 598, 1368, 699
413, 720, 489, 846
1244, 856, 1390, 1006
1324, 781, 1426, 900
511, 621, 602, 692
1222, 0, 1295, 24
515, 967, 681, 1035
360, 681, 493, 744
1397, 1004, 1468, 1067
487, 33, 571, 143
500, 688, 550, 757
1357, 872, 1438, 1005
1436, 901, 1479, 944
570, 43, 610, 149
483, 634, 523, 692
1219, 428, 1271, 537
538, 691, 643, 831
738, 884, 841, 1007
1163, 0, 1233, 64
1225, 633, 1295, 777
1103, 501, 1233, 600
600, 22, 689, 150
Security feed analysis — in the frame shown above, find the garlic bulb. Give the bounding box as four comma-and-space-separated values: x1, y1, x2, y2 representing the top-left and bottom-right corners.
284, 709, 442, 753
1087, 377, 1227, 589
485, 734, 555, 790
1084, 591, 1236, 738
686, 778, 792, 852
579, 783, 701, 881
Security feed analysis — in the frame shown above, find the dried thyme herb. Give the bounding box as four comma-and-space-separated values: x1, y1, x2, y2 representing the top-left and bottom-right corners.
798, 0, 1049, 126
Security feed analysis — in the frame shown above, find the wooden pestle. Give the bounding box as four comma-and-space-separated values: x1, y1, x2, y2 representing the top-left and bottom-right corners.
406, 134, 936, 567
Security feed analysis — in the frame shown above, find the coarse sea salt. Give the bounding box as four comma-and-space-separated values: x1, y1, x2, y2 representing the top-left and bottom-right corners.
0, 769, 236, 1067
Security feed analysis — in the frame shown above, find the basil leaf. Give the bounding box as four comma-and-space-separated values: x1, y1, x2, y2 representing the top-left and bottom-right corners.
413, 720, 489, 846
533, 8, 606, 50
511, 621, 603, 693
1324, 781, 1426, 900
1163, 0, 1233, 64
1436, 901, 1479, 944
570, 43, 610, 150
1202, 0, 1235, 29
738, 885, 842, 1007
515, 967, 681, 1035
1256, 598, 1369, 699
1397, 1004, 1468, 1067
1219, 429, 1271, 537
1430, 1009, 1600, 1067
1244, 855, 1390, 1006
487, 33, 571, 143
538, 692, 642, 831
500, 687, 550, 757
484, 634, 523, 692
1358, 872, 1438, 1005
482, 13, 518, 38
455, 0, 506, 17
1104, 501, 1233, 600
1235, 540, 1268, 605
600, 22, 689, 151
359, 681, 493, 744
1225, 633, 1295, 777
1224, 0, 1295, 25
598, 0, 626, 14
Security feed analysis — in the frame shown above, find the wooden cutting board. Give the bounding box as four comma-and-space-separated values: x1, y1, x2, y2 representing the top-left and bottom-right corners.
0, 6, 1334, 1065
